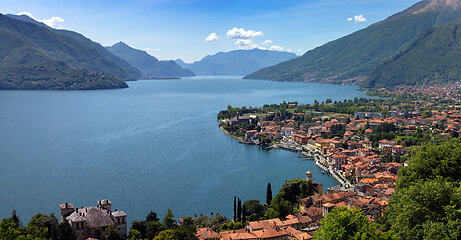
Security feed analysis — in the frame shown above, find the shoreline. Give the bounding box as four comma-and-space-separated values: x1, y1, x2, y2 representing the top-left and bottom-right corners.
219, 126, 344, 189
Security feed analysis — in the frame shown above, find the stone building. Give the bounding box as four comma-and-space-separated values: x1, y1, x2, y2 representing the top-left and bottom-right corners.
60, 199, 127, 240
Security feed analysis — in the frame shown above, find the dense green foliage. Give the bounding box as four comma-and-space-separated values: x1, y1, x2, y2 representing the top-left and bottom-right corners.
277, 179, 313, 205
268, 179, 313, 219
107, 42, 195, 78
245, 1, 461, 86
176, 48, 296, 76
0, 212, 76, 240
365, 23, 461, 87
0, 66, 128, 90
129, 210, 196, 240
314, 207, 384, 240
383, 139, 461, 239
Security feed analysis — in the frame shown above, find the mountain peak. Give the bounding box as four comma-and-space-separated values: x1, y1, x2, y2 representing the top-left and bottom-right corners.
378, 0, 461, 24
414, 0, 461, 13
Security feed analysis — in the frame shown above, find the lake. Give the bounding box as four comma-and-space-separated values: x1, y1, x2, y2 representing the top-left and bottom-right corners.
0, 76, 369, 223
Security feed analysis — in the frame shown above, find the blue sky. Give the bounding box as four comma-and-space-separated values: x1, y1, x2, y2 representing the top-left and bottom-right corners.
1, 0, 420, 62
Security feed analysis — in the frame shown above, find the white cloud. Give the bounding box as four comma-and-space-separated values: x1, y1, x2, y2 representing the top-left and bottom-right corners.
355, 15, 367, 22
262, 40, 272, 45
269, 45, 285, 51
235, 39, 259, 50
226, 27, 264, 50
205, 32, 219, 42
297, 49, 303, 52
17, 12, 64, 29
227, 27, 263, 40
42, 17, 64, 29
347, 15, 366, 23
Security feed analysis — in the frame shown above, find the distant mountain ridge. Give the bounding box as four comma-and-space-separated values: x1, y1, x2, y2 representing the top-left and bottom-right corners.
176, 49, 297, 76
245, 0, 461, 86
0, 13, 129, 90
106, 42, 195, 78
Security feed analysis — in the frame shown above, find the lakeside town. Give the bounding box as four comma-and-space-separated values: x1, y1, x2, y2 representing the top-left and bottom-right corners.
4, 84, 461, 240
209, 84, 461, 239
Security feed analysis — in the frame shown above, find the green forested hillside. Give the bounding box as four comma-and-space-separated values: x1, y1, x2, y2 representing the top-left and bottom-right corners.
364, 24, 461, 87
0, 13, 130, 89
0, 66, 127, 90
0, 14, 140, 81
245, 0, 461, 85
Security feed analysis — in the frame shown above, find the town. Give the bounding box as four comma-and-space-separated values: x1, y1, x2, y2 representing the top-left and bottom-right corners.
3, 85, 461, 239
210, 85, 461, 239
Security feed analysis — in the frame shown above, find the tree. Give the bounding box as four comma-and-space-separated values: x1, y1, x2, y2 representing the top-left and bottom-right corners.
128, 229, 142, 240
11, 210, 21, 227
102, 225, 123, 240
130, 220, 147, 239
174, 217, 196, 240
268, 195, 293, 220
153, 230, 175, 240
383, 139, 461, 239
163, 209, 176, 229
277, 178, 313, 204
57, 219, 76, 240
314, 207, 382, 240
146, 211, 159, 223
266, 183, 273, 205
233, 196, 237, 222
243, 200, 265, 216
237, 199, 242, 222
28, 213, 59, 240
0, 218, 21, 240
219, 221, 244, 231
242, 204, 246, 224
146, 221, 164, 239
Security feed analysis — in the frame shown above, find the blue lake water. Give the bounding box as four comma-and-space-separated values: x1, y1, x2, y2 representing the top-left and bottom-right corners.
0, 76, 368, 223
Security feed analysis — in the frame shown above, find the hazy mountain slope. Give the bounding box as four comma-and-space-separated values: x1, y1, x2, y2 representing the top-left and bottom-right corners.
0, 14, 128, 89
364, 23, 461, 87
245, 0, 461, 84
106, 42, 195, 78
177, 49, 297, 76
4, 14, 141, 81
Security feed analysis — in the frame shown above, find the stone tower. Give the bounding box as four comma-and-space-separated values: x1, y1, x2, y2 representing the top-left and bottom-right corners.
306, 171, 313, 182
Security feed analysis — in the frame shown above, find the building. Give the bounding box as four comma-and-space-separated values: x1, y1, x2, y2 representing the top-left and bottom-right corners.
292, 134, 307, 144
60, 200, 127, 240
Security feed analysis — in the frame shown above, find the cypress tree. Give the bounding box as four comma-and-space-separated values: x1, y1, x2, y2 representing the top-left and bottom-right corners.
242, 204, 246, 224
237, 198, 242, 222
233, 196, 237, 222
266, 183, 272, 205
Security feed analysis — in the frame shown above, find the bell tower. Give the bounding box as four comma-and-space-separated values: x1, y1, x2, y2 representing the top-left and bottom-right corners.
306, 171, 313, 182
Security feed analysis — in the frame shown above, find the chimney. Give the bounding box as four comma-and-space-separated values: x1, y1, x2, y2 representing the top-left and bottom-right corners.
76, 208, 79, 213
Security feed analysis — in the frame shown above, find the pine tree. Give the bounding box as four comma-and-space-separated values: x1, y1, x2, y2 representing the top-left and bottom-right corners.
233, 196, 237, 222
266, 183, 272, 205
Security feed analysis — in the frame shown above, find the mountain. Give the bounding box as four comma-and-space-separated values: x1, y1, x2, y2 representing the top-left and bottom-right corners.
5, 14, 142, 81
364, 23, 461, 87
176, 49, 297, 76
106, 42, 195, 78
0, 13, 130, 89
245, 0, 461, 85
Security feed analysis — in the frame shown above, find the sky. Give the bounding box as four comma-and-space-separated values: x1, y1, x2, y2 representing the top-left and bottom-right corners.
1, 0, 421, 63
